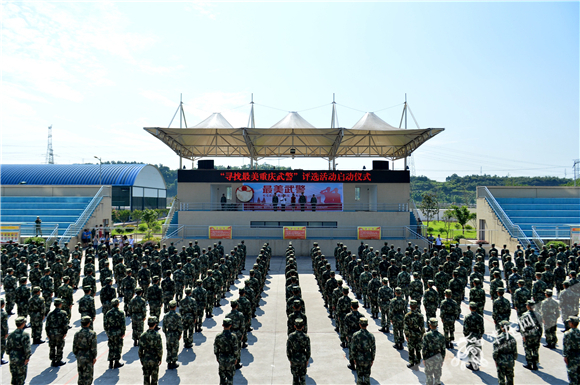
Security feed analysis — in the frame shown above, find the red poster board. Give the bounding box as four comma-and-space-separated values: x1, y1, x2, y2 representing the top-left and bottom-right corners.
283, 226, 307, 239
209, 226, 232, 239
358, 226, 381, 240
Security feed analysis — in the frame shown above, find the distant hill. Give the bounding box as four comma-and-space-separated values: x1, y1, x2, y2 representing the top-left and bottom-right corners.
411, 174, 572, 205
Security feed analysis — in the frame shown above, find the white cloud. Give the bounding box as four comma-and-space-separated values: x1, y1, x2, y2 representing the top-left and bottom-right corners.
184, 2, 217, 20
184, 91, 250, 127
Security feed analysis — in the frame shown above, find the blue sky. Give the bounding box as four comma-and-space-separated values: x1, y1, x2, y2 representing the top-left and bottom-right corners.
2, 2, 578, 181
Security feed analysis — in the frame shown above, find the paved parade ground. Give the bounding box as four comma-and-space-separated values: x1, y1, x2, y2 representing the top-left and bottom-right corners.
1, 254, 571, 384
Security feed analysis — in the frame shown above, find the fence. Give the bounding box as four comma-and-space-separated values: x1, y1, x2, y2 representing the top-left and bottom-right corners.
178, 201, 409, 212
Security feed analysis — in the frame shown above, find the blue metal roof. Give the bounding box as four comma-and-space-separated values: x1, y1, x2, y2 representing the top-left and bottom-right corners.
1, 164, 149, 186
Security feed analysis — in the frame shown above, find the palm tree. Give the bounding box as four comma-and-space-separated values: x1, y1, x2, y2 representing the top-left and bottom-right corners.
449, 205, 476, 235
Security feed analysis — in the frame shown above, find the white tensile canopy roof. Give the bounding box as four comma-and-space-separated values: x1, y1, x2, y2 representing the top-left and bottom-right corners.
144, 108, 444, 162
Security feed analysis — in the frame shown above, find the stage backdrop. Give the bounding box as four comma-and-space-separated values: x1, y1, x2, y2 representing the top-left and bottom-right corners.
243, 183, 343, 211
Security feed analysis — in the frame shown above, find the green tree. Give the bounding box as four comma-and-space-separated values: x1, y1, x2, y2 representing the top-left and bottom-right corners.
418, 193, 439, 229
442, 211, 454, 240
131, 210, 144, 225
448, 205, 477, 235
142, 209, 161, 240
113, 209, 131, 226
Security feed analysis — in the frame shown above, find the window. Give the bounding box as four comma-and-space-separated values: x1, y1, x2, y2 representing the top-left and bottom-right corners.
226, 186, 232, 200
355, 187, 361, 201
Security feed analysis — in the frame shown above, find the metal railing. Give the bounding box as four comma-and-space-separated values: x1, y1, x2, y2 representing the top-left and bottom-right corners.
178, 201, 409, 212
3, 223, 60, 238
531, 226, 570, 240
480, 187, 532, 248
59, 186, 110, 246
162, 224, 420, 243
162, 198, 179, 236
531, 226, 545, 249
45, 225, 59, 246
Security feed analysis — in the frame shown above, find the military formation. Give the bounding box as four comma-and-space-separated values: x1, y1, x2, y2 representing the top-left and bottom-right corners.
313, 240, 580, 384
1, 238, 266, 385
2, 238, 580, 384
284, 242, 312, 385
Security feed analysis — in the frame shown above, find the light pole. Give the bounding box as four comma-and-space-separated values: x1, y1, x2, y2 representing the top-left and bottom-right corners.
94, 156, 102, 185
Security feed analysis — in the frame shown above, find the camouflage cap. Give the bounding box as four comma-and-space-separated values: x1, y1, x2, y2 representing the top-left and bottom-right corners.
104, 277, 112, 283
148, 316, 159, 325
293, 299, 301, 308
500, 320, 510, 327
126, 268, 132, 273
382, 278, 389, 283
473, 278, 481, 284
410, 300, 418, 307
223, 318, 233, 327
184, 288, 192, 294
526, 300, 535, 306
32, 286, 41, 293
469, 302, 477, 308
19, 277, 27, 283
545, 289, 553, 295
135, 287, 143, 294
518, 279, 525, 285
351, 300, 359, 308
395, 287, 402, 293
43, 267, 51, 273
568, 316, 579, 324
412, 272, 419, 277
111, 298, 120, 306
81, 316, 92, 325
427, 280, 434, 285
342, 286, 350, 293
239, 288, 245, 294
429, 318, 438, 326
294, 318, 304, 327
169, 300, 177, 307
359, 317, 368, 326
54, 298, 63, 305
445, 289, 452, 294
15, 316, 27, 326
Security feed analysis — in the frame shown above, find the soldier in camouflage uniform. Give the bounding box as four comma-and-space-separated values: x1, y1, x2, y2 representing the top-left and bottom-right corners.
287, 318, 311, 385
409, 272, 424, 307
180, 288, 197, 348
15, 277, 30, 318
521, 300, 542, 370
139, 316, 164, 385
345, 300, 364, 369
440, 289, 458, 348
463, 302, 484, 371
56, 276, 73, 321
492, 288, 512, 333
1, 299, 8, 365
214, 318, 238, 385
104, 298, 125, 369
541, 289, 560, 349
564, 316, 580, 385
130, 287, 148, 347
100, 277, 117, 326
162, 300, 182, 369
351, 318, 375, 385
202, 270, 216, 318
46, 298, 68, 367
422, 318, 446, 385
560, 281, 578, 332
377, 278, 394, 333
40, 268, 54, 316
336, 287, 352, 347
469, 278, 485, 316
514, 279, 531, 318
404, 300, 425, 370
122, 269, 137, 316
423, 280, 439, 328
192, 279, 207, 332
148, 276, 163, 320
493, 320, 517, 385
27, 287, 45, 344
390, 287, 407, 350
6, 316, 30, 385
73, 316, 97, 385
78, 286, 96, 330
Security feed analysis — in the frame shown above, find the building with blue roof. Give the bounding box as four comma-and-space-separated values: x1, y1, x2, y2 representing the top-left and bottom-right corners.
1, 164, 167, 244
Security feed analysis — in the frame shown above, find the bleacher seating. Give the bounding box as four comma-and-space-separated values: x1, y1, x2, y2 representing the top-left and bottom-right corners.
1, 196, 93, 236
495, 197, 580, 239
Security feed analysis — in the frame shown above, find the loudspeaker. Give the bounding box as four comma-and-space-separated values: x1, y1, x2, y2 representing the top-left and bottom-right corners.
372, 160, 389, 170
198, 160, 214, 170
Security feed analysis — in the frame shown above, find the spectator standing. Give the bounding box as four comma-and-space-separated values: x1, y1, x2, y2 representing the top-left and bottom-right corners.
35, 217, 42, 237
280, 195, 287, 212
291, 193, 296, 211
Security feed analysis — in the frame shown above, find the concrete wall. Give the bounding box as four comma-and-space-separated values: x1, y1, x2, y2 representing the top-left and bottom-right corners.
477, 186, 580, 199
476, 197, 520, 249
162, 238, 427, 257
